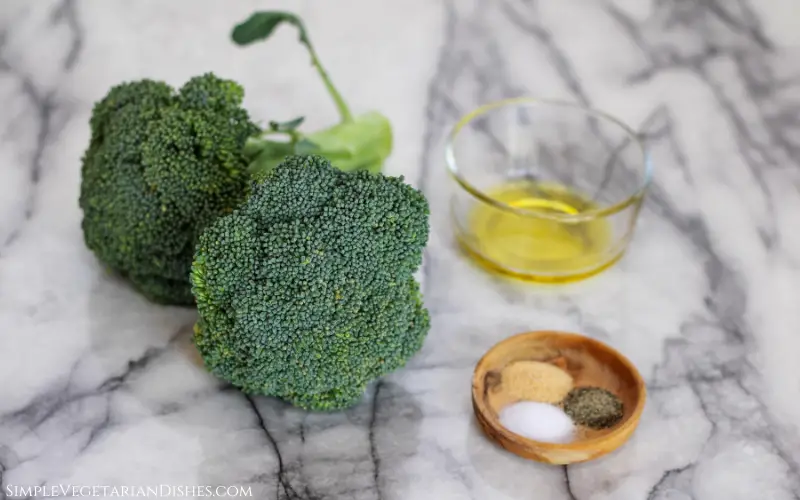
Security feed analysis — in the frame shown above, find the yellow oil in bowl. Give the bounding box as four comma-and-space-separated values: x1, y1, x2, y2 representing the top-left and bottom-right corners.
460, 180, 618, 283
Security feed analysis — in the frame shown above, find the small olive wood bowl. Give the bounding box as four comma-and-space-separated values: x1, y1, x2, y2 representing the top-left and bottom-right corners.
472, 330, 646, 465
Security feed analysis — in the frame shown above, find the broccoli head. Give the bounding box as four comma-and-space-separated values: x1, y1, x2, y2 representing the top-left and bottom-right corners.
79, 73, 260, 305
191, 155, 430, 410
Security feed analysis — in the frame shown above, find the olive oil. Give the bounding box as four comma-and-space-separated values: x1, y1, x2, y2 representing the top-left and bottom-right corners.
460, 180, 618, 283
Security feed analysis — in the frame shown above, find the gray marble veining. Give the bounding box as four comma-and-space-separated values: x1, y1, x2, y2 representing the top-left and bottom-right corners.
1, 0, 799, 499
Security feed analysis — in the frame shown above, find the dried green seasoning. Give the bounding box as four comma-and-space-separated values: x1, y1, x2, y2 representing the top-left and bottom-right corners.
563, 387, 623, 429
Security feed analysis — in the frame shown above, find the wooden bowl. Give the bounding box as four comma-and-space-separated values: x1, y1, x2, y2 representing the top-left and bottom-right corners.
472, 330, 646, 465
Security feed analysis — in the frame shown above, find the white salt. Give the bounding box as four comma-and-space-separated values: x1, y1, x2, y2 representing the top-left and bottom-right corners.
499, 401, 575, 444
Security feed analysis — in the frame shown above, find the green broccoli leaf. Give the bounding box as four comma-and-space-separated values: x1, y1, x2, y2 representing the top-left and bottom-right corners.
246, 112, 392, 176
304, 111, 392, 173
232, 11, 352, 123
269, 116, 304, 132
232, 11, 394, 174
294, 138, 320, 155
243, 135, 273, 160
231, 11, 307, 46
245, 137, 294, 178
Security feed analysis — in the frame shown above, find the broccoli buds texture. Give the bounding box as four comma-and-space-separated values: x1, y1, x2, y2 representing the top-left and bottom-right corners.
79, 11, 394, 306
191, 155, 431, 411
79, 74, 260, 305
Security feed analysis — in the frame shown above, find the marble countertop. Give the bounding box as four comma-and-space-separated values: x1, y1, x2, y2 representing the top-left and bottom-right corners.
2, 0, 799, 499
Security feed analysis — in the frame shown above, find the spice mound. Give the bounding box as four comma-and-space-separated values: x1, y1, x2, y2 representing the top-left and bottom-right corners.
563, 387, 624, 430
499, 401, 575, 443
502, 360, 574, 403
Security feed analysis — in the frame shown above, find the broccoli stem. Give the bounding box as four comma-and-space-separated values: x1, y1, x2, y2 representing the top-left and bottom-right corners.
232, 12, 354, 124
299, 34, 353, 124
233, 11, 394, 176
280, 14, 353, 124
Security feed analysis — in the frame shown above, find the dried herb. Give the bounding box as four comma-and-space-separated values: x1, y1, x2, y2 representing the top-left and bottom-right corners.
563, 387, 623, 429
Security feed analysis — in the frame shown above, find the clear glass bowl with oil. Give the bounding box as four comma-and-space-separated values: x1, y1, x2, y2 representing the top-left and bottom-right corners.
445, 98, 651, 283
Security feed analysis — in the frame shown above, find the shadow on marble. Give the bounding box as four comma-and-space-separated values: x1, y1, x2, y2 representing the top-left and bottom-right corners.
194, 381, 423, 499
465, 416, 566, 498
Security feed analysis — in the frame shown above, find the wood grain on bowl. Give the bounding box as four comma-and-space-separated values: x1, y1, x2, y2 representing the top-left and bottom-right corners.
472, 330, 646, 465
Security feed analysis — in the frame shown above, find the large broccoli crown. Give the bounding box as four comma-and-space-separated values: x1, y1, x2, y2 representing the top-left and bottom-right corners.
191, 155, 430, 410
79, 73, 260, 305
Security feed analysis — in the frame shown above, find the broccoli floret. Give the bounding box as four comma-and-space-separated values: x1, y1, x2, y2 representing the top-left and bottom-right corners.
191, 155, 430, 410
79, 73, 260, 305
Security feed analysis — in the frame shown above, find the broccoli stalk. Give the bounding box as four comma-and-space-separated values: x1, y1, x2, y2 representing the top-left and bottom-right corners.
231, 11, 393, 177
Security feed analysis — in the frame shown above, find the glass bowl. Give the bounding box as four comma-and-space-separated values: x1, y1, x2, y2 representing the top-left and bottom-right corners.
445, 98, 651, 283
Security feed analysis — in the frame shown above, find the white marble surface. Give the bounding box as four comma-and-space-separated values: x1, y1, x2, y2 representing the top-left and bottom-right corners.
1, 0, 800, 498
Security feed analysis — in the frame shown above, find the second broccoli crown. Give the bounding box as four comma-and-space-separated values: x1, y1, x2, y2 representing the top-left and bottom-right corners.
79, 73, 259, 305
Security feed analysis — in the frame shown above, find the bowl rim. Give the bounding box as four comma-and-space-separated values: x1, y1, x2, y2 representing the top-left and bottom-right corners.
471, 329, 647, 452
444, 97, 654, 223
